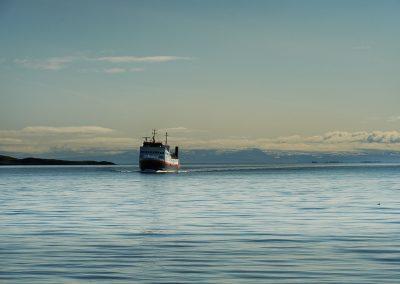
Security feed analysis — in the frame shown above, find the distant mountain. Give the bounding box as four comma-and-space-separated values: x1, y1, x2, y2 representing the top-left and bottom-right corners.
181, 148, 275, 164
31, 150, 139, 165
0, 155, 114, 166
12, 148, 400, 165
180, 149, 400, 164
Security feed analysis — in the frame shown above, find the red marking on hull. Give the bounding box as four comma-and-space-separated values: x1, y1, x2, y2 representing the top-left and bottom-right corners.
140, 159, 179, 172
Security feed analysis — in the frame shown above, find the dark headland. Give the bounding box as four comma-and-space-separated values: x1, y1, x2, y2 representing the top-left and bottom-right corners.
0, 155, 115, 166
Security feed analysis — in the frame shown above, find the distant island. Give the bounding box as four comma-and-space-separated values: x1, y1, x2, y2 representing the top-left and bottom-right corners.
0, 155, 115, 166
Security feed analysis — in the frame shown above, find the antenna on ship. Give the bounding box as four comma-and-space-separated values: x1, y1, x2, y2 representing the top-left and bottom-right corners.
165, 132, 168, 145
142, 136, 150, 142
152, 129, 157, 143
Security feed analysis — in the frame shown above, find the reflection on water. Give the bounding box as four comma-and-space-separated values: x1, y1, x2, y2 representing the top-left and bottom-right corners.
1, 164, 400, 283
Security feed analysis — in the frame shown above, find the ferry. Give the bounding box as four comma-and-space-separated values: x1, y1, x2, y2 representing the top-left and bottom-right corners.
139, 130, 180, 172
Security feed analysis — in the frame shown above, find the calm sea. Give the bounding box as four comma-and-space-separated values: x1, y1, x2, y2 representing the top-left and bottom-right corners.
1, 164, 400, 283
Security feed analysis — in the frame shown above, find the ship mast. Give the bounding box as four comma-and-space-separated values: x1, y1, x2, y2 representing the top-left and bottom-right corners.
165, 132, 168, 145
152, 129, 156, 143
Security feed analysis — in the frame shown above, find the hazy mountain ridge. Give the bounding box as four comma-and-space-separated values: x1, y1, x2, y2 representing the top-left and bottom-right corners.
0, 155, 114, 166
6, 148, 400, 165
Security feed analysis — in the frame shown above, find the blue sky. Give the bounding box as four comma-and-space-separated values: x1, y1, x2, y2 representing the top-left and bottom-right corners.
0, 0, 399, 154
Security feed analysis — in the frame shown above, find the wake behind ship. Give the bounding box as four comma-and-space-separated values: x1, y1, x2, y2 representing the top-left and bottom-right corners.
139, 130, 180, 172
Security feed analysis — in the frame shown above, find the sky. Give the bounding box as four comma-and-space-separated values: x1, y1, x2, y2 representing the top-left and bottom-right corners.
0, 0, 400, 155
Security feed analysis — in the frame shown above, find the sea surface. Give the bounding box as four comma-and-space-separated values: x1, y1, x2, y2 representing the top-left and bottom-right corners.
1, 164, 400, 283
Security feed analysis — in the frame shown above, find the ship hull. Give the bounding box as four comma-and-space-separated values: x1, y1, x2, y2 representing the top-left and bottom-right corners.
139, 159, 179, 172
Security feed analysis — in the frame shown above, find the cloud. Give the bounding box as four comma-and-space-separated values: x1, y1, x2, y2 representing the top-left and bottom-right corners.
159, 127, 202, 133
14, 57, 74, 70
103, 67, 126, 74
94, 56, 191, 63
59, 137, 138, 151
319, 131, 400, 144
14, 54, 190, 72
364, 131, 400, 143
165, 127, 190, 133
0, 138, 23, 145
103, 67, 144, 74
0, 126, 136, 154
20, 126, 114, 135
2, 127, 400, 155
168, 130, 400, 152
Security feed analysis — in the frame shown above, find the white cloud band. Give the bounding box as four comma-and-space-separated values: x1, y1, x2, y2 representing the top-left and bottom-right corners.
14, 57, 75, 70
20, 126, 114, 135
14, 55, 191, 72
94, 56, 191, 63
2, 127, 400, 154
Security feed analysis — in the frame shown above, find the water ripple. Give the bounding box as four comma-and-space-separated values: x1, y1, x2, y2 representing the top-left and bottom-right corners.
1, 164, 400, 283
